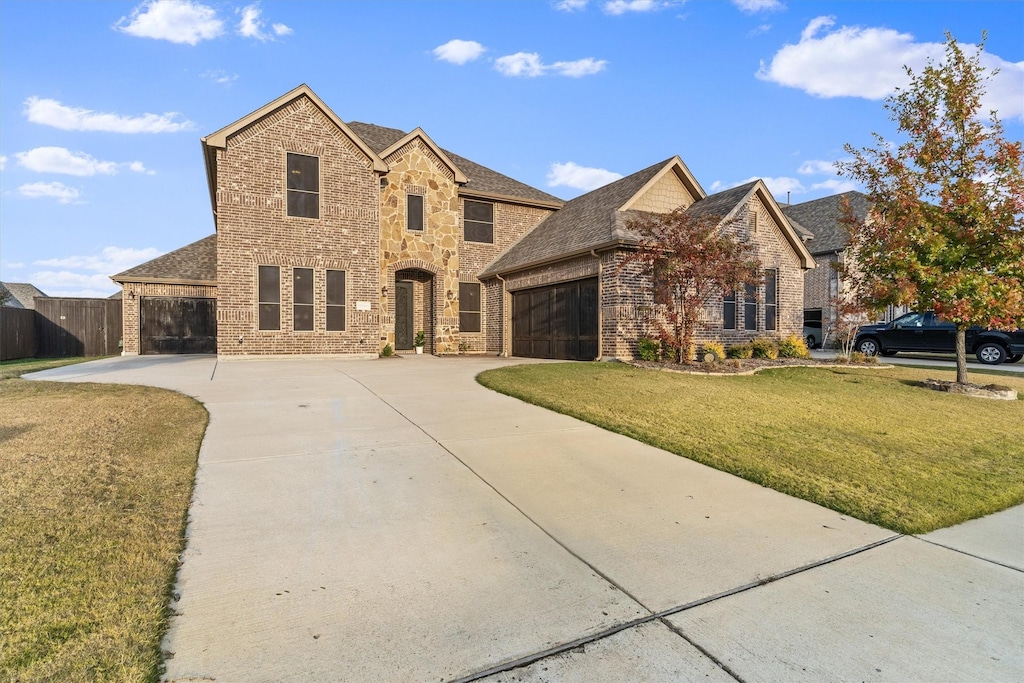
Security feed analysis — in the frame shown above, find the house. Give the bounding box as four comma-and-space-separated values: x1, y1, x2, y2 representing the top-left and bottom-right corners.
0, 282, 48, 309
782, 191, 904, 346
113, 84, 814, 360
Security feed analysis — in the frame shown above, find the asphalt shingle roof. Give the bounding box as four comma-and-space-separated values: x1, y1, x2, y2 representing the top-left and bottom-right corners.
0, 282, 48, 309
480, 158, 673, 276
113, 235, 217, 282
685, 181, 758, 220
346, 121, 563, 206
781, 191, 869, 255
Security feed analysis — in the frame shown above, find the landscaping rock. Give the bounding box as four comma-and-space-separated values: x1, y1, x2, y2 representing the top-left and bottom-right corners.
921, 378, 1018, 400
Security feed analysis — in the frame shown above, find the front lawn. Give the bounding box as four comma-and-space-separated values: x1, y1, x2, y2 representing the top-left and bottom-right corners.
0, 378, 207, 681
477, 363, 1024, 534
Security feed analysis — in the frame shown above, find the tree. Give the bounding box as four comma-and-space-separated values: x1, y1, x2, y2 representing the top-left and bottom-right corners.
838, 33, 1024, 384
620, 208, 761, 363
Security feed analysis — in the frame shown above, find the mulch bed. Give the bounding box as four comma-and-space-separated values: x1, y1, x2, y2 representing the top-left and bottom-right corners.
629, 357, 879, 375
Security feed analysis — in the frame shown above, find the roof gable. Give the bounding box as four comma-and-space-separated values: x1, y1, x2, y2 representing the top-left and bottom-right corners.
379, 128, 468, 184
781, 191, 869, 255
618, 156, 705, 213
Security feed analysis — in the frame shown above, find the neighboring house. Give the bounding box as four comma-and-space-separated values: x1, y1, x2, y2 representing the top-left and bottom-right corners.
783, 191, 905, 346
0, 282, 48, 309
113, 84, 814, 360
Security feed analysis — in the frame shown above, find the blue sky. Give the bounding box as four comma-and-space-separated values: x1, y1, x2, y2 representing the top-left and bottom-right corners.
1, 0, 1021, 297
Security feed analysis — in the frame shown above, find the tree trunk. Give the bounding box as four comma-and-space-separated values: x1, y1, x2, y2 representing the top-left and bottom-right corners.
956, 327, 968, 385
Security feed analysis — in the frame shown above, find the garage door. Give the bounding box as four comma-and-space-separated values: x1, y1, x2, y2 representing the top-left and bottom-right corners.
512, 278, 598, 360
141, 297, 217, 354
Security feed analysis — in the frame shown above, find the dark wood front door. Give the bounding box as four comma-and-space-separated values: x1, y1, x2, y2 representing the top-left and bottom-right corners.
395, 281, 414, 350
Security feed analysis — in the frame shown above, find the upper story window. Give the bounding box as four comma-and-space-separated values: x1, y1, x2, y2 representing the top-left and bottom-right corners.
407, 193, 424, 232
464, 200, 494, 244
287, 153, 319, 219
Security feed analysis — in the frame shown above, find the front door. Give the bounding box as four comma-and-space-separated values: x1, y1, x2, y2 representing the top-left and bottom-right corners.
395, 281, 414, 350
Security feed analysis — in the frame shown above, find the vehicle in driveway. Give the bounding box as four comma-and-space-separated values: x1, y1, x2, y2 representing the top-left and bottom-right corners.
855, 312, 1024, 365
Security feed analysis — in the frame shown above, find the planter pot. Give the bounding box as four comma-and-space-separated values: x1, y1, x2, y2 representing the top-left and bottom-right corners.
415, 346, 424, 354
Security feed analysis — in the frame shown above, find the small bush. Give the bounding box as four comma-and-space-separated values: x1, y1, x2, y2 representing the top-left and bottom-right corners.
700, 341, 725, 362
381, 343, 394, 357
726, 343, 753, 359
850, 351, 878, 364
777, 334, 811, 359
637, 337, 661, 362
751, 337, 779, 359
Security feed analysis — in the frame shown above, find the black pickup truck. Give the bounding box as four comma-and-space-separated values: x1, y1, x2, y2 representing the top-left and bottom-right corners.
855, 312, 1024, 365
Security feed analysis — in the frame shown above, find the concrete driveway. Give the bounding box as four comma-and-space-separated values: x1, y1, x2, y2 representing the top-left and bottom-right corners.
29, 355, 1023, 682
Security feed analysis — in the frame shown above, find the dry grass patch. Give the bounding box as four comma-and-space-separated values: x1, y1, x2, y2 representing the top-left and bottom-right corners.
0, 378, 207, 681
478, 363, 1024, 535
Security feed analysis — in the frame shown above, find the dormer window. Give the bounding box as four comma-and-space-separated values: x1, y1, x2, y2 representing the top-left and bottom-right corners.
287, 153, 319, 219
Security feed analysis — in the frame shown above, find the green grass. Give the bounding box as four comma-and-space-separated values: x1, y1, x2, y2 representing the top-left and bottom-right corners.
0, 379, 208, 681
478, 363, 1024, 534
0, 357, 98, 380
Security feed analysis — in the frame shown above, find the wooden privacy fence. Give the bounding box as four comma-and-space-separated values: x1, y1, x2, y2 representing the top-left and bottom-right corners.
13, 298, 123, 359
0, 307, 37, 361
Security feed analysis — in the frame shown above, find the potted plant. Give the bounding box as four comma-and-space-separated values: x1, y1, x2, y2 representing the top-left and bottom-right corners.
414, 330, 426, 354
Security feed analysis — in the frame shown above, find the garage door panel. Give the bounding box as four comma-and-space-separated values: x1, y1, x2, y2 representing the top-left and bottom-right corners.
512, 278, 597, 361
141, 297, 217, 355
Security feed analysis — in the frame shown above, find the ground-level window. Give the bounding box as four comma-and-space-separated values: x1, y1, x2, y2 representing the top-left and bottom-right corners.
765, 269, 778, 332
407, 193, 424, 231
459, 282, 481, 333
293, 268, 313, 331
723, 289, 736, 330
744, 282, 758, 331
326, 270, 346, 331
287, 153, 319, 219
258, 265, 281, 330
464, 200, 494, 244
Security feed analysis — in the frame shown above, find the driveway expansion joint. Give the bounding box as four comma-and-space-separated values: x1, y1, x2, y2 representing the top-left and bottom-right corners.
914, 536, 1023, 573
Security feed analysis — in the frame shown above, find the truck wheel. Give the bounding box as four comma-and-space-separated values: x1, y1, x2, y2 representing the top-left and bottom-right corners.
975, 342, 1007, 365
857, 337, 880, 356
806, 334, 816, 349
1007, 353, 1022, 364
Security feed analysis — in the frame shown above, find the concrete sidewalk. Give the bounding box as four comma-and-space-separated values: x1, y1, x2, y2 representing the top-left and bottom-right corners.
28, 355, 1023, 682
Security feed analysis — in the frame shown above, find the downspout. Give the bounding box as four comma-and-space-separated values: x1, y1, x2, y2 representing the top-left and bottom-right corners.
495, 273, 509, 357
591, 249, 603, 361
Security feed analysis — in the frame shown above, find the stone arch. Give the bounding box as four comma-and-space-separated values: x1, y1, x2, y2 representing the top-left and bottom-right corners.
386, 259, 451, 353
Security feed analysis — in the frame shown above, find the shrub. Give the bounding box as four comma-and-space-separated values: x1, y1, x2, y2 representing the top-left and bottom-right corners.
637, 337, 661, 362
700, 341, 725, 362
381, 343, 394, 357
751, 337, 779, 359
414, 330, 426, 347
777, 334, 811, 359
726, 343, 753, 359
850, 351, 878, 364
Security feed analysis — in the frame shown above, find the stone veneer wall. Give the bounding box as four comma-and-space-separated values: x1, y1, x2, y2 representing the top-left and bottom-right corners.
379, 139, 461, 353
214, 95, 381, 356
119, 282, 217, 355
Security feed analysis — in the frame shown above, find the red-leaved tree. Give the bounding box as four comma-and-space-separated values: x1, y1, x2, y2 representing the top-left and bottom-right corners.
620, 209, 762, 363
838, 33, 1024, 384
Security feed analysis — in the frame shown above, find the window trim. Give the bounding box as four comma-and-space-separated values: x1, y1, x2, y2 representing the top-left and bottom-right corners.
258, 265, 281, 331
463, 199, 494, 244
459, 281, 482, 333
326, 269, 346, 332
293, 267, 314, 332
286, 152, 320, 220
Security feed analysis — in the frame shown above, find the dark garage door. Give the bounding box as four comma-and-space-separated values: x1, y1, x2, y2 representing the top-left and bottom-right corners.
141, 297, 217, 354
512, 278, 598, 360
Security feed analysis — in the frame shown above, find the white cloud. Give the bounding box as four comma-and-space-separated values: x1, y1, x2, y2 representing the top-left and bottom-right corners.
24, 96, 194, 133
495, 52, 607, 77
3, 261, 25, 269
237, 4, 280, 41
797, 159, 841, 175
550, 58, 608, 77
18, 182, 82, 203
128, 161, 157, 175
748, 23, 772, 36
556, 0, 589, 10
495, 52, 547, 77
811, 178, 859, 193
15, 147, 118, 176
0, 155, 6, 171
733, 0, 784, 13
34, 246, 163, 275
114, 0, 223, 45
603, 0, 660, 15
433, 39, 486, 65
547, 162, 623, 191
201, 69, 238, 84
757, 17, 1024, 121
272, 22, 292, 36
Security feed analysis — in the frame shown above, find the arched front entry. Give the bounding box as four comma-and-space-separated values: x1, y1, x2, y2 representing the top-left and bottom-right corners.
393, 268, 435, 351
